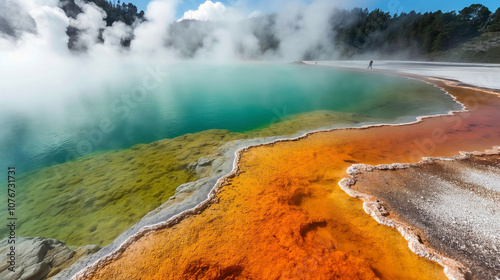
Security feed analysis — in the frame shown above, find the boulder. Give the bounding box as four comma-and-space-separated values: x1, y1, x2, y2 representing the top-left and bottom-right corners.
0, 237, 100, 280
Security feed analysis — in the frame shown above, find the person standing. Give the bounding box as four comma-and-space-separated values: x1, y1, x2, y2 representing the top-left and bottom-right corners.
367, 60, 373, 69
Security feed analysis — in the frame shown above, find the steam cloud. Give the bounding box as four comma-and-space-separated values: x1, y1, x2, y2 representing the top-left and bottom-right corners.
0, 0, 351, 109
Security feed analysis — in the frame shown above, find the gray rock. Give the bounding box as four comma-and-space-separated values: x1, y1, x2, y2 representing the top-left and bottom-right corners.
194, 157, 215, 177
211, 157, 225, 173
49, 247, 75, 267
16, 238, 51, 268
20, 261, 50, 280
195, 165, 209, 177
0, 237, 100, 280
187, 156, 224, 177
186, 162, 197, 172
197, 157, 213, 167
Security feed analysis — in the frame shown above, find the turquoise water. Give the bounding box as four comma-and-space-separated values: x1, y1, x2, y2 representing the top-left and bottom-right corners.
1, 63, 461, 172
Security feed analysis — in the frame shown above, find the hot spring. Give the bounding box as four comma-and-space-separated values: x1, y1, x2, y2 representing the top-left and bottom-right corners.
1, 63, 462, 173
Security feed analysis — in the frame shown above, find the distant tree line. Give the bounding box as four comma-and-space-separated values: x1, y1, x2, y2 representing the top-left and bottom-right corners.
89, 0, 145, 25
330, 4, 500, 57
60, 0, 145, 25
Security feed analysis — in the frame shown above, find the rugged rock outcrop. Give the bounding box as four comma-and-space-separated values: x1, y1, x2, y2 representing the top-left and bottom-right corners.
0, 237, 99, 280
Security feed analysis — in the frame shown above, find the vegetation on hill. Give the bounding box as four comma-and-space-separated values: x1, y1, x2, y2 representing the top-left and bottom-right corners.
330, 4, 499, 59
88, 0, 145, 25
60, 0, 145, 25
432, 31, 500, 62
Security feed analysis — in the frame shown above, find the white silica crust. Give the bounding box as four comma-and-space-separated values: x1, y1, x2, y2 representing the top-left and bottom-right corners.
303, 61, 500, 90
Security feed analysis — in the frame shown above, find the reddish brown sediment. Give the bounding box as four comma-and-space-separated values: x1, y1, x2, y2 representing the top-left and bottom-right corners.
75, 77, 500, 280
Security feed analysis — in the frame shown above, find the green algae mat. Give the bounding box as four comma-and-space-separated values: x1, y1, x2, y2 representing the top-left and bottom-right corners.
0, 111, 371, 247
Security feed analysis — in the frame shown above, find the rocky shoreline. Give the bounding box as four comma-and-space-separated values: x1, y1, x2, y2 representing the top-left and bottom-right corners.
0, 237, 100, 280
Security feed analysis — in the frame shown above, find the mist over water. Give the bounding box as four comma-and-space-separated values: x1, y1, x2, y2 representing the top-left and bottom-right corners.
0, 0, 462, 172
0, 0, 342, 130
1, 63, 461, 172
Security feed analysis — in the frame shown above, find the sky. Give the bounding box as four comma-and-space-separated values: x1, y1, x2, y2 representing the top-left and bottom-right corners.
126, 0, 500, 19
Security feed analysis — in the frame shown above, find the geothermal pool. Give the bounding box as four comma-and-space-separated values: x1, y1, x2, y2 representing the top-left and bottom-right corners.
2, 63, 461, 172
0, 64, 480, 280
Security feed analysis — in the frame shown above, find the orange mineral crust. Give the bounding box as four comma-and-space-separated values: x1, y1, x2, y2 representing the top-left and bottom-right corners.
83, 79, 500, 280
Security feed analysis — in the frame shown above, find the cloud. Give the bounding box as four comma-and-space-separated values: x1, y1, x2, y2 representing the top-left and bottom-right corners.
179, 1, 231, 22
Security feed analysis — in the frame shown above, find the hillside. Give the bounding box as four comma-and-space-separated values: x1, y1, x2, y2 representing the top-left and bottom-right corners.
433, 32, 500, 63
